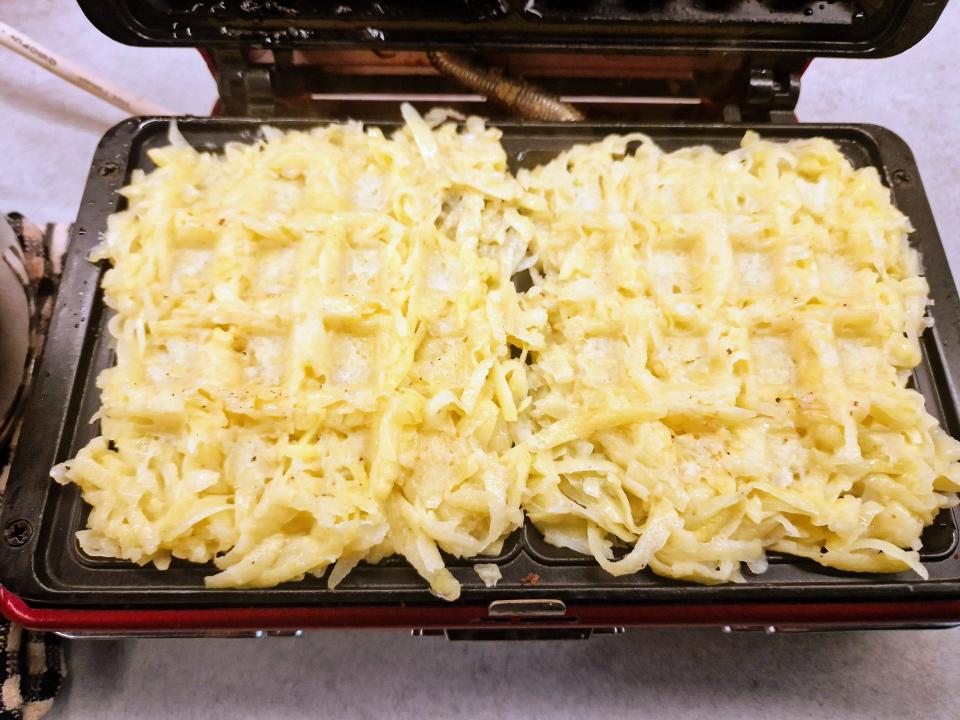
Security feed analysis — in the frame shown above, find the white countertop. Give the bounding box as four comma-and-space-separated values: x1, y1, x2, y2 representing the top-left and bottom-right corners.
1, 3, 958, 719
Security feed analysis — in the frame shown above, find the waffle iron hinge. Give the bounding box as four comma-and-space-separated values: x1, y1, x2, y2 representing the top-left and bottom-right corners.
726, 64, 802, 124
213, 48, 277, 117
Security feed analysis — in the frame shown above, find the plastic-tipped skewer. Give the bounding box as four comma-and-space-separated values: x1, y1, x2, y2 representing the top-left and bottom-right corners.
0, 20, 174, 116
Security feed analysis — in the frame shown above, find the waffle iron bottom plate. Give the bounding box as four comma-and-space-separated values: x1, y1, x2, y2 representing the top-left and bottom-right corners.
2, 118, 960, 617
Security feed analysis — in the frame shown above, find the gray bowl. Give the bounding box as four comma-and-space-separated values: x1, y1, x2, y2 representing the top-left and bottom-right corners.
0, 216, 30, 428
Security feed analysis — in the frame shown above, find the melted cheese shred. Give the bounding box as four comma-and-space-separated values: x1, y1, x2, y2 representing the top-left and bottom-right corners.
53, 112, 960, 596
515, 131, 960, 583
52, 107, 535, 600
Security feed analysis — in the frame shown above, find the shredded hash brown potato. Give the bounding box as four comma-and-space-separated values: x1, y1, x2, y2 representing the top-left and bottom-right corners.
53, 106, 960, 597
514, 131, 960, 583
52, 106, 536, 600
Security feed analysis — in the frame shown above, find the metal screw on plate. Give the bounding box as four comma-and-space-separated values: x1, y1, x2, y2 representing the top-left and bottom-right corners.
97, 162, 119, 177
3, 519, 33, 547
891, 169, 911, 186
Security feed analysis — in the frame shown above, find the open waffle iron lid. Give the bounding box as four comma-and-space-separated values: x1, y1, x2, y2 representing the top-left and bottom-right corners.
67, 1, 949, 131
73, 1, 949, 123
79, 0, 946, 58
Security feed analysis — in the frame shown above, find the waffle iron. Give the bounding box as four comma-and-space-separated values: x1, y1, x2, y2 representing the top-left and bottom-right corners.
2, 0, 959, 638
